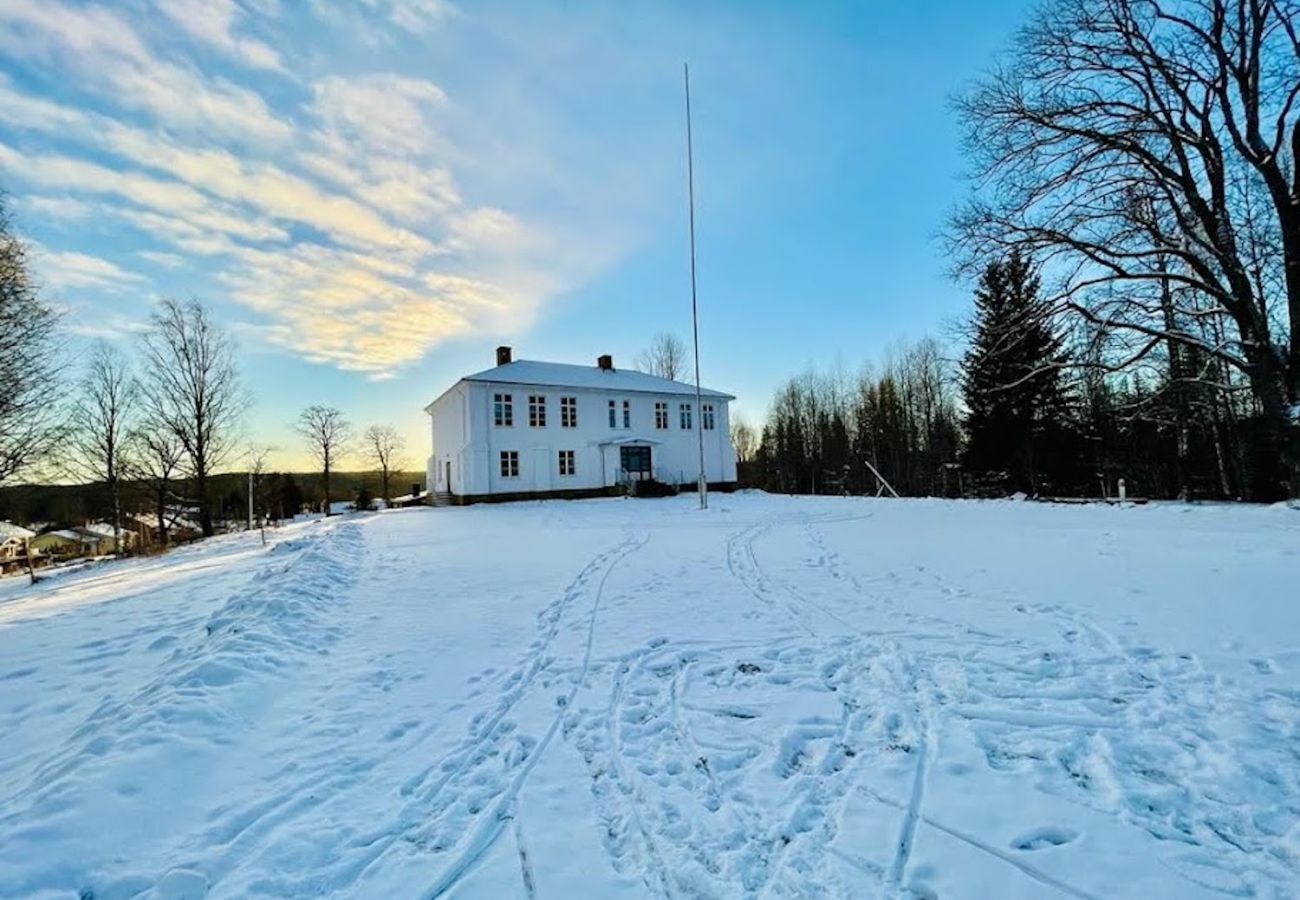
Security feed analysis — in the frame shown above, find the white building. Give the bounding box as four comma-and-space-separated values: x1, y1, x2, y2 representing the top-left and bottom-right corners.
425, 347, 737, 502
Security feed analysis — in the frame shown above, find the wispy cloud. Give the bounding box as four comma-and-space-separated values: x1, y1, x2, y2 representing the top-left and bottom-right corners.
29, 243, 145, 291
0, 0, 289, 143
151, 0, 285, 74
0, 0, 651, 378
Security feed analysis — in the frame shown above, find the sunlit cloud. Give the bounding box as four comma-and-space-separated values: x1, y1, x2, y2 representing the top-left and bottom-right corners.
0, 0, 290, 144
151, 0, 285, 74
29, 243, 145, 292
0, 0, 646, 381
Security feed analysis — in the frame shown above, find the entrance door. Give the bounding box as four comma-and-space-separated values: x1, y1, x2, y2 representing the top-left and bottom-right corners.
445, 460, 452, 494
619, 445, 652, 481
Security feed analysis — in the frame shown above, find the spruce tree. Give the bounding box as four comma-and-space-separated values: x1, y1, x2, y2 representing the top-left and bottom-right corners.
961, 251, 1073, 494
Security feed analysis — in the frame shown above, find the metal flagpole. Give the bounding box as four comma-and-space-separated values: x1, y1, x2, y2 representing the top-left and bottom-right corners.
685, 62, 707, 510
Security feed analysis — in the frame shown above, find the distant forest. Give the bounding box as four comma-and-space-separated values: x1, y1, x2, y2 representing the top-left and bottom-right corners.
737, 0, 1299, 503
0, 471, 427, 530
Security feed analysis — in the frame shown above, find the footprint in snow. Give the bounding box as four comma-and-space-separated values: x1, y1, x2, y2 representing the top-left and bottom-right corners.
1011, 826, 1080, 851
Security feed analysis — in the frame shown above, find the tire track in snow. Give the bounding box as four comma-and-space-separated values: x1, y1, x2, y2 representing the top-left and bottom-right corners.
859, 786, 1106, 900
417, 532, 650, 899
309, 533, 645, 895
726, 521, 817, 637
885, 683, 932, 896
804, 519, 1300, 897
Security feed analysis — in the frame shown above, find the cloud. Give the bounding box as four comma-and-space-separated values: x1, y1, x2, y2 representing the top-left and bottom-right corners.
381, 0, 454, 34
0, 141, 290, 248
0, 0, 289, 143
20, 195, 96, 221
138, 250, 185, 268
0, 2, 646, 379
219, 242, 517, 375
29, 243, 145, 291
152, 0, 285, 73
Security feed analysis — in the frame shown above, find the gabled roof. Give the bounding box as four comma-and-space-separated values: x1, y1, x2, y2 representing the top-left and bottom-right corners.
0, 522, 35, 542
452, 360, 733, 401
77, 522, 121, 539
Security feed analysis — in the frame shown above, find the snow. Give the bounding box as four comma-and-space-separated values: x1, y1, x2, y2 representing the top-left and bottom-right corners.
454, 358, 735, 401
0, 494, 1297, 899
0, 521, 35, 542
75, 522, 123, 539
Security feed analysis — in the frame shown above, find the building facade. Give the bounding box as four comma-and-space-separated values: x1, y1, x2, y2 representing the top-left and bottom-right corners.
425, 348, 737, 502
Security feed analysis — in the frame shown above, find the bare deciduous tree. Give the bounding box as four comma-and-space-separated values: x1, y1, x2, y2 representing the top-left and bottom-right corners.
635, 332, 690, 381
363, 424, 405, 504
951, 0, 1300, 498
297, 405, 351, 514
245, 443, 276, 539
0, 197, 62, 488
67, 342, 137, 549
127, 425, 183, 548
139, 298, 245, 536
730, 416, 757, 464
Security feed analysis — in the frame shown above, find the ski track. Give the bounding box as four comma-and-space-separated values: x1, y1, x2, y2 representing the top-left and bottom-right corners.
797, 517, 1300, 899
5, 499, 1298, 899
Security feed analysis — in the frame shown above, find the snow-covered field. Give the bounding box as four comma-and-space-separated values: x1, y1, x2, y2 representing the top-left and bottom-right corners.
2, 494, 1298, 900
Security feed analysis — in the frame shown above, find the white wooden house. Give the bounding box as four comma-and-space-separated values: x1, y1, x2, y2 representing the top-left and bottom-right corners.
425, 347, 738, 503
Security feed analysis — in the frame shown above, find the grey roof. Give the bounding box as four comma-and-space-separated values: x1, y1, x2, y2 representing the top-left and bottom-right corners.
459, 359, 734, 400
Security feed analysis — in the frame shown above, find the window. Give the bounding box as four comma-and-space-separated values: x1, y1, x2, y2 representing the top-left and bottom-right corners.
623, 400, 631, 429
494, 392, 513, 427
654, 401, 668, 429
608, 399, 617, 428
679, 403, 693, 430
560, 396, 577, 428
528, 394, 547, 427
499, 450, 519, 478
558, 449, 575, 476
703, 403, 716, 430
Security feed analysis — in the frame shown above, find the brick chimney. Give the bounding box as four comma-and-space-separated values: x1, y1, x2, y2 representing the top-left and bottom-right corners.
496, 345, 512, 366
597, 354, 614, 371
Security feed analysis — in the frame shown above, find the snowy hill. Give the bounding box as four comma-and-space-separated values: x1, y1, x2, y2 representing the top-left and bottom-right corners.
1, 494, 1297, 898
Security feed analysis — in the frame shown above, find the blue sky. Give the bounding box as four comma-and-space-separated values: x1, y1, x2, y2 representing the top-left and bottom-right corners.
0, 0, 1033, 469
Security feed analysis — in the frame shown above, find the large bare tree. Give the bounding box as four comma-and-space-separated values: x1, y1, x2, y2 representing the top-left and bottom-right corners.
0, 197, 62, 489
635, 332, 690, 381
66, 342, 137, 548
952, 0, 1300, 499
297, 405, 351, 514
363, 423, 405, 504
139, 298, 245, 536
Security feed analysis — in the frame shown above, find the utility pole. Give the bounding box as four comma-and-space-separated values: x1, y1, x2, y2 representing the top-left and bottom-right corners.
247, 470, 254, 531
685, 62, 707, 510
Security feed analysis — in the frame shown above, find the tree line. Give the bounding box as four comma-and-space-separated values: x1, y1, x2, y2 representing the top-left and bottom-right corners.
743, 0, 1298, 502
0, 196, 412, 546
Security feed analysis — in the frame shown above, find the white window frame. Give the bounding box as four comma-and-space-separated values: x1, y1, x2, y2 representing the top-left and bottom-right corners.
622, 400, 631, 429
499, 450, 519, 478
703, 403, 716, 430
528, 394, 547, 428
494, 392, 514, 427
679, 402, 692, 430
654, 401, 668, 429
558, 449, 575, 477
607, 399, 617, 428
560, 396, 577, 428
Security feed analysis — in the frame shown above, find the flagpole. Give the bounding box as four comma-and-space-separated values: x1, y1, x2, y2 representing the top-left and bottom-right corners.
685, 62, 707, 510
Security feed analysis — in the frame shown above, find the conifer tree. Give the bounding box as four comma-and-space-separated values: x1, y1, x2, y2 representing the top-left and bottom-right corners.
961, 251, 1072, 493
